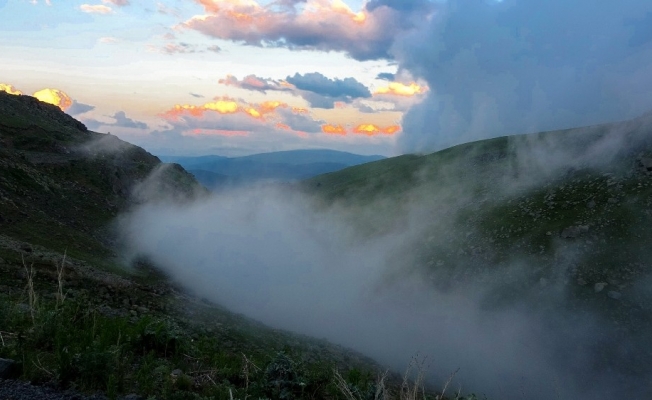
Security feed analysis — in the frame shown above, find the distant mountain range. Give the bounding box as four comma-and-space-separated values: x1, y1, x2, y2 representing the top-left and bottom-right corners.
158, 150, 385, 189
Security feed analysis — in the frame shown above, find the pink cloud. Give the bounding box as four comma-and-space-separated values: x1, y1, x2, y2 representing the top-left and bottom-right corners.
181, 0, 432, 60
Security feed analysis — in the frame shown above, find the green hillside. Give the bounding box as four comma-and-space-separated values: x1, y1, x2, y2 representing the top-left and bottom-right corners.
303, 113, 652, 299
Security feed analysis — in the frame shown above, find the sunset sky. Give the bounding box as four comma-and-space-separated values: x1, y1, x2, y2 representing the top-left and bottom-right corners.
2, 0, 652, 157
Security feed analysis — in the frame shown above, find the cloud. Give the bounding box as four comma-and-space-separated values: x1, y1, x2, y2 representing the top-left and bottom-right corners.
112, 111, 148, 129
206, 44, 221, 53
102, 0, 128, 5
365, 0, 434, 13
219, 74, 288, 93
84, 111, 149, 130
67, 100, 95, 116
98, 36, 119, 44
286, 72, 371, 99
219, 72, 372, 108
376, 72, 396, 81
395, 0, 652, 154
32, 88, 73, 111
0, 83, 23, 95
80, 4, 113, 14
321, 122, 400, 136
153, 42, 222, 55
373, 81, 427, 97
180, 0, 433, 61
160, 97, 323, 135
161, 42, 197, 54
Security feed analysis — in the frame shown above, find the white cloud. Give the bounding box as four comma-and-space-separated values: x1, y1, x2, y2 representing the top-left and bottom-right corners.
80, 4, 113, 14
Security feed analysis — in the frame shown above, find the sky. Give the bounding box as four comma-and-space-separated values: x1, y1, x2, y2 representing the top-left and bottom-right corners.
1, 0, 652, 157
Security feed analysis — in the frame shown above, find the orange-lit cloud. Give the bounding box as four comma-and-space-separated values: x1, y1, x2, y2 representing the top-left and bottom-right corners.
182, 0, 432, 61
164, 98, 287, 120
374, 82, 427, 97
0, 84, 23, 95
80, 4, 113, 14
353, 124, 401, 135
160, 96, 324, 137
33, 88, 73, 111
292, 107, 308, 114
321, 124, 347, 135
321, 123, 401, 136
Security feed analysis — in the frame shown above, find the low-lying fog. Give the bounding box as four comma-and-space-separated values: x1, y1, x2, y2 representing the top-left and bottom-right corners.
117, 141, 651, 399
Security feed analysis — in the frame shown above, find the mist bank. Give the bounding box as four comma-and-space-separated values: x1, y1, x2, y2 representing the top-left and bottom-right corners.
116, 116, 652, 399
118, 197, 648, 397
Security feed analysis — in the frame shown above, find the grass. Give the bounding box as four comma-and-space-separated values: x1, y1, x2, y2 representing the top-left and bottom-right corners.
1, 249, 410, 400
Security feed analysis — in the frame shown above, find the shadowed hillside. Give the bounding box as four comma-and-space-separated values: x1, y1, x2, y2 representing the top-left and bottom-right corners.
0, 91, 202, 266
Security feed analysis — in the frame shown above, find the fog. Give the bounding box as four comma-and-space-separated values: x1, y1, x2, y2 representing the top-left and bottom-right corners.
118, 122, 651, 398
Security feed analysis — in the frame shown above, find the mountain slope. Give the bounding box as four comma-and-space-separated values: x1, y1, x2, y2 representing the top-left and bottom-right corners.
0, 92, 202, 266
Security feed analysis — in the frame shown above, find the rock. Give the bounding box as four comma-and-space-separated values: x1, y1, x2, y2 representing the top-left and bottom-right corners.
539, 278, 548, 287
0, 358, 17, 379
170, 369, 183, 383
594, 282, 608, 293
546, 231, 552, 236
607, 291, 622, 300
587, 199, 596, 209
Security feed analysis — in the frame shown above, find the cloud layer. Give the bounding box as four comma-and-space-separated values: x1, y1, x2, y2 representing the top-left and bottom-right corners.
395, 0, 652, 153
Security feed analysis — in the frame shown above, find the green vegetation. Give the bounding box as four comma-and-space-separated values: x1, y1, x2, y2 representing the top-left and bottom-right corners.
0, 253, 396, 399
